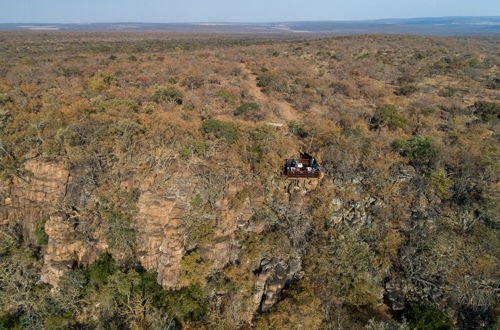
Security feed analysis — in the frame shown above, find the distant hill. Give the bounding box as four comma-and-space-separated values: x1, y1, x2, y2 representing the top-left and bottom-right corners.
1, 17, 499, 35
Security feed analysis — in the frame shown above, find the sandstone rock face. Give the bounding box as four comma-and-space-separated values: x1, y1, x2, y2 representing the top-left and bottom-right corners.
0, 160, 69, 242
135, 176, 191, 288
253, 258, 302, 313
40, 213, 100, 287
1, 159, 315, 316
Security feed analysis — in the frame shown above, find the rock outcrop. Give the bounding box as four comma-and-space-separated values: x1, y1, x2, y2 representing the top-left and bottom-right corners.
253, 257, 302, 312
1, 159, 317, 315
0, 160, 70, 242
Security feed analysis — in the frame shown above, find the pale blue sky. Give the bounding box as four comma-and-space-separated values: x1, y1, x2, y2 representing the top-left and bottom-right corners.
1, 0, 499, 23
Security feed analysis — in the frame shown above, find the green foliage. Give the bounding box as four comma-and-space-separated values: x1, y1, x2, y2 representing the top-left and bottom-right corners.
486, 77, 500, 90
88, 253, 117, 285
201, 119, 238, 144
234, 102, 260, 116
395, 85, 418, 96
152, 84, 184, 104
190, 194, 203, 209
430, 168, 453, 199
164, 284, 207, 321
0, 108, 11, 132
184, 215, 215, 245
34, 217, 49, 246
256, 74, 272, 88
60, 67, 82, 78
99, 204, 137, 256
180, 250, 212, 287
472, 101, 500, 122
0, 314, 21, 330
310, 232, 384, 307
438, 86, 458, 97
341, 126, 362, 137
371, 105, 407, 130
0, 94, 12, 105
216, 90, 234, 103
178, 145, 191, 159
393, 136, 439, 168
287, 121, 308, 138
405, 300, 453, 330
88, 72, 116, 91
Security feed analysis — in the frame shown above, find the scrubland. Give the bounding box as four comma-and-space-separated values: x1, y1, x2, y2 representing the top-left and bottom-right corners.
0, 32, 498, 329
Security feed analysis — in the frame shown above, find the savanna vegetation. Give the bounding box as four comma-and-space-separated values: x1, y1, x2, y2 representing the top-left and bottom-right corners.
0, 32, 498, 329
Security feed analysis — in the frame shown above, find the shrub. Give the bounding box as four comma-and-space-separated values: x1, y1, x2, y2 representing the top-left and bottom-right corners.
393, 136, 439, 168
152, 84, 184, 104
61, 67, 82, 78
395, 85, 418, 96
0, 93, 12, 105
234, 102, 260, 116
341, 127, 362, 137
201, 119, 237, 144
34, 217, 49, 246
164, 284, 207, 321
370, 105, 407, 130
99, 206, 137, 255
0, 109, 10, 132
471, 101, 500, 122
287, 121, 308, 138
430, 168, 453, 199
88, 254, 117, 285
178, 145, 190, 159
88, 73, 116, 92
438, 86, 458, 98
405, 300, 453, 330
486, 77, 500, 90
256, 74, 272, 88
216, 90, 234, 103
179, 250, 212, 287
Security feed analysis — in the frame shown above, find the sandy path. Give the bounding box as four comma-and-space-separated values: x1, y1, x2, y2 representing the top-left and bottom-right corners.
239, 63, 300, 123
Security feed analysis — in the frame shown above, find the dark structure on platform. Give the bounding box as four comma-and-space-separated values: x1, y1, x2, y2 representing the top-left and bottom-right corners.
284, 152, 321, 179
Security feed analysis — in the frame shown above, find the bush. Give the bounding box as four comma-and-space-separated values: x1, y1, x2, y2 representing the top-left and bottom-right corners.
60, 67, 82, 78
0, 109, 10, 132
0, 93, 12, 105
234, 102, 260, 116
201, 119, 237, 144
393, 136, 439, 168
370, 105, 406, 130
34, 217, 49, 246
152, 84, 184, 104
395, 85, 418, 96
88, 254, 117, 285
99, 206, 137, 255
486, 77, 500, 90
405, 300, 453, 330
256, 74, 272, 88
471, 101, 500, 122
164, 284, 207, 321
430, 168, 453, 199
216, 90, 234, 103
287, 121, 308, 138
88, 73, 116, 92
438, 86, 458, 98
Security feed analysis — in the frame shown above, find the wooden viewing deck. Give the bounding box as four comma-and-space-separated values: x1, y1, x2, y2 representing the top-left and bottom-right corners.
284, 156, 321, 179
285, 169, 321, 179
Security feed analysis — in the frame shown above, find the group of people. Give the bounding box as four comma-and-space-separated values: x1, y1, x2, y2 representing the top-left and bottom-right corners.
285, 157, 320, 174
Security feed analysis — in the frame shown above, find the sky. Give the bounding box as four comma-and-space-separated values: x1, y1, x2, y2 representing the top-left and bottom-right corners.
0, 0, 499, 23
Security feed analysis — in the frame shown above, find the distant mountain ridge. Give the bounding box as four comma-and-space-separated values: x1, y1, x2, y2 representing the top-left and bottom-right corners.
1, 16, 499, 35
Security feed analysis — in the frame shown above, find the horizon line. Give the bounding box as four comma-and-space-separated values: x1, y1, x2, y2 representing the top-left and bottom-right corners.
2, 15, 500, 25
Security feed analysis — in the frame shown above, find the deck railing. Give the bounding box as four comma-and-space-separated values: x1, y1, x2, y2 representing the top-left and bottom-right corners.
285, 169, 321, 179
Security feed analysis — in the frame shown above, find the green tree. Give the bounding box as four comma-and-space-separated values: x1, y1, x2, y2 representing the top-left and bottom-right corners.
405, 300, 453, 330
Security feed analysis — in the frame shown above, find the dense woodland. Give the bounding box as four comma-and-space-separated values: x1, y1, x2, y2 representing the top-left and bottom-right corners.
0, 32, 499, 329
